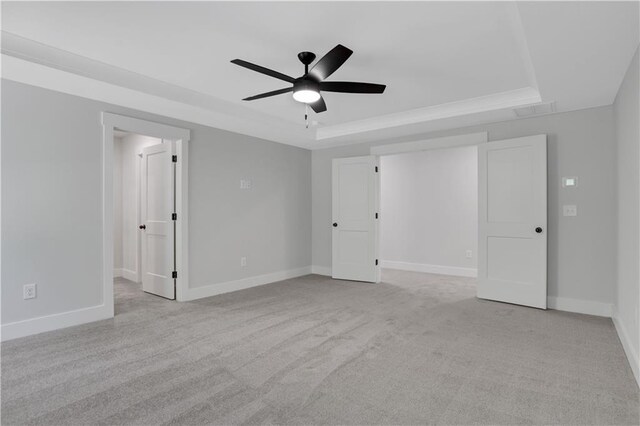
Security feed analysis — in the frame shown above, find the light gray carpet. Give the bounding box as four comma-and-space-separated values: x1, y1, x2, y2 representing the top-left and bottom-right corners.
2, 270, 638, 425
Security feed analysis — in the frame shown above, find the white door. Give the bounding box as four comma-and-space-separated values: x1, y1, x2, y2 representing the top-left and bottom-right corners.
140, 141, 175, 299
478, 134, 547, 308
332, 156, 380, 282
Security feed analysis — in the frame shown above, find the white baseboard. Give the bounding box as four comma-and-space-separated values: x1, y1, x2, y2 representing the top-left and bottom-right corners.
183, 266, 312, 301
2, 267, 312, 340
612, 309, 640, 388
547, 296, 613, 317
1, 304, 113, 342
381, 260, 477, 278
121, 268, 138, 282
311, 265, 332, 276
113, 268, 123, 278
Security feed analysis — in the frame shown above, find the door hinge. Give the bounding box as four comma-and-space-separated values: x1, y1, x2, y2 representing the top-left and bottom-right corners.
375, 166, 378, 173
172, 213, 177, 221
172, 271, 178, 279
375, 259, 379, 266
375, 212, 378, 219
172, 155, 178, 163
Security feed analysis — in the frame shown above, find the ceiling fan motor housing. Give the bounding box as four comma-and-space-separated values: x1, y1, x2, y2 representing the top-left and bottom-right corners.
294, 78, 319, 93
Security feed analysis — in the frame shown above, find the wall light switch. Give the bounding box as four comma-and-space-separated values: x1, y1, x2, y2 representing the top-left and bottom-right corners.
563, 205, 578, 217
562, 176, 578, 188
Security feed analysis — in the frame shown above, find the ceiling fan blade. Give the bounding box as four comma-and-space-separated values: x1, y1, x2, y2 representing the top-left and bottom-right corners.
231, 59, 295, 83
320, 81, 386, 94
309, 96, 327, 113
308, 44, 353, 81
242, 87, 293, 101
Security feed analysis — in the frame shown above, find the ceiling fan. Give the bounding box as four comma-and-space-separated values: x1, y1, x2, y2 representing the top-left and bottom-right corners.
231, 44, 386, 114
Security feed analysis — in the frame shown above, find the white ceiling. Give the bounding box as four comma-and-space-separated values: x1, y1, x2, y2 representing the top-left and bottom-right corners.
2, 1, 638, 149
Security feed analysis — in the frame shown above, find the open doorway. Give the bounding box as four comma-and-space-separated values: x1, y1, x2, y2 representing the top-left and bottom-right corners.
113, 131, 172, 301
331, 133, 547, 309
102, 113, 190, 316
379, 145, 478, 279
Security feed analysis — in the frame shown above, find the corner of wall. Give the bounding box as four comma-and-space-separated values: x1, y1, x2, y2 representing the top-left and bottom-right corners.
613, 307, 640, 387
182, 266, 312, 301
612, 44, 640, 388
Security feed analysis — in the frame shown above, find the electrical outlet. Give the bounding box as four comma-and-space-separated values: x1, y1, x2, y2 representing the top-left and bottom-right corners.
465, 250, 473, 259
240, 257, 247, 267
563, 205, 578, 217
23, 283, 36, 300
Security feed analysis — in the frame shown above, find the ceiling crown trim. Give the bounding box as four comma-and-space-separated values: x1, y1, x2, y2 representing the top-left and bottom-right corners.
1, 29, 544, 149
316, 87, 541, 141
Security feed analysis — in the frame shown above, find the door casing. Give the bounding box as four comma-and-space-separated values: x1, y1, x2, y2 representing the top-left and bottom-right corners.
102, 113, 190, 314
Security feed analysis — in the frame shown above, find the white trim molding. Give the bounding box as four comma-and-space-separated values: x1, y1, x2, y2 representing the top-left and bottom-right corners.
371, 132, 488, 156
319, 88, 540, 141
1, 304, 112, 342
183, 267, 312, 301
2, 50, 315, 148
102, 113, 191, 312
547, 296, 613, 318
103, 113, 190, 141
381, 260, 478, 278
113, 268, 123, 278
613, 309, 640, 388
1, 267, 313, 341
311, 265, 333, 276
121, 268, 138, 282
1, 37, 544, 150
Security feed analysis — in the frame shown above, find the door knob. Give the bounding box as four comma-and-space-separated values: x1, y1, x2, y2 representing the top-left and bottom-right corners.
333, 223, 338, 227
535, 227, 542, 233
139, 224, 146, 230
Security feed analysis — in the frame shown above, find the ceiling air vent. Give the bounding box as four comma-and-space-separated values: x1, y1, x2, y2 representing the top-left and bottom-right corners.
513, 101, 556, 118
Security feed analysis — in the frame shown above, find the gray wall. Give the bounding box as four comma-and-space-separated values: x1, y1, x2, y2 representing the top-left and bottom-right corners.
1, 80, 311, 324
614, 46, 639, 358
313, 106, 617, 305
380, 146, 477, 271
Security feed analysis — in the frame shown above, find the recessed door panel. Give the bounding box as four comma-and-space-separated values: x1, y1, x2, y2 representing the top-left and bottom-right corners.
339, 165, 369, 223
338, 231, 369, 265
487, 147, 534, 224
487, 236, 536, 284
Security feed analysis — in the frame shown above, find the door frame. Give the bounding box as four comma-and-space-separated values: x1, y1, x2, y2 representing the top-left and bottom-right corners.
370, 131, 548, 308
369, 132, 488, 279
102, 112, 190, 312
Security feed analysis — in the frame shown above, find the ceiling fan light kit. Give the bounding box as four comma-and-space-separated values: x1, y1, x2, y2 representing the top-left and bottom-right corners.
292, 80, 321, 103
231, 44, 386, 117
293, 89, 321, 104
